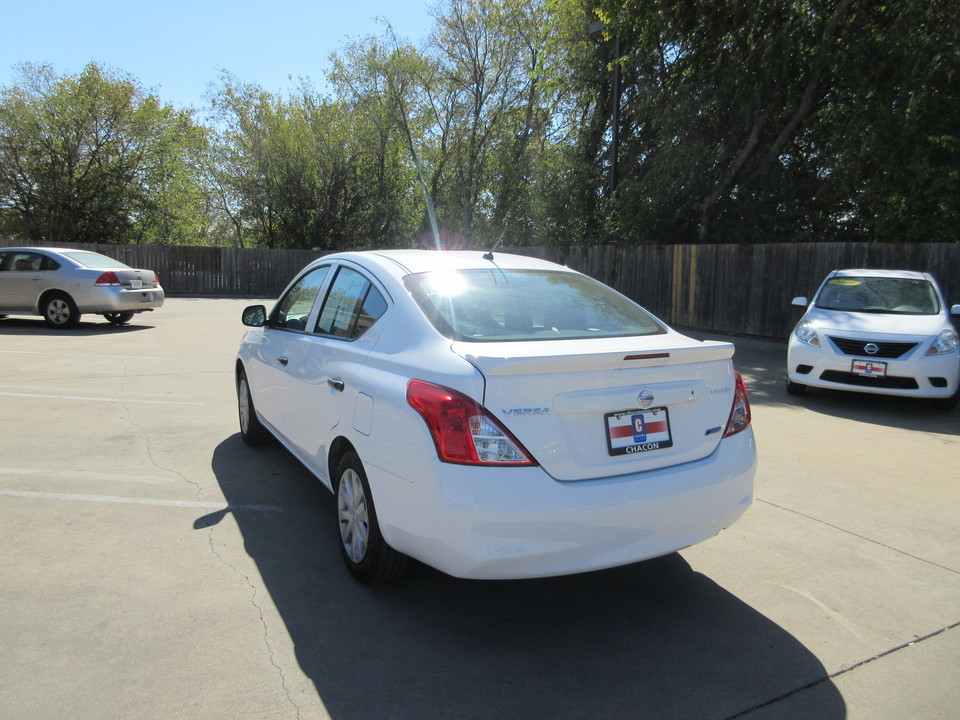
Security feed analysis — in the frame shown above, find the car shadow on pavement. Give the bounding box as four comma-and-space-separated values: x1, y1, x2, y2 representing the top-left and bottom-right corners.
0, 317, 155, 335
205, 435, 846, 720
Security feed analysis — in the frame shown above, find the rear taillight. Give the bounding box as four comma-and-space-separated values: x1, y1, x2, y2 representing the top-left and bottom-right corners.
95, 271, 121, 286
722, 372, 752, 438
406, 380, 537, 466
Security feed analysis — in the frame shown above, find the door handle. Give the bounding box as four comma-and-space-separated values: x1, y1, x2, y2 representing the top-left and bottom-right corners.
327, 379, 345, 392
277, 356, 288, 366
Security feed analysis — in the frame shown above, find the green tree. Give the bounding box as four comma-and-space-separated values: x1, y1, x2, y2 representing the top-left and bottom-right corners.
0, 62, 208, 244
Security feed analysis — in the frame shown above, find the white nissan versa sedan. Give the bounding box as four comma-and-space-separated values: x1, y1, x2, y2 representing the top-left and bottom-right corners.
236, 250, 756, 583
788, 269, 960, 410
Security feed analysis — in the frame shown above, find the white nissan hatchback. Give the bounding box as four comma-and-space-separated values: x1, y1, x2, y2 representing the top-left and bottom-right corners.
787, 269, 960, 409
236, 250, 756, 583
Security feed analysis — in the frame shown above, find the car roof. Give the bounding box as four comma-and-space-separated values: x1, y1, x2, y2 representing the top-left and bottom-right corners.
320, 249, 576, 279
831, 268, 931, 281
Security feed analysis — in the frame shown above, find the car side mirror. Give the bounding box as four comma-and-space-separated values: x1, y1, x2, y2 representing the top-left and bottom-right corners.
791, 296, 808, 308
242, 305, 267, 327
950, 304, 960, 317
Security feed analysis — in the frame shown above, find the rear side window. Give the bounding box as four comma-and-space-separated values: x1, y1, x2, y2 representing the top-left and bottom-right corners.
405, 269, 666, 341
315, 267, 387, 339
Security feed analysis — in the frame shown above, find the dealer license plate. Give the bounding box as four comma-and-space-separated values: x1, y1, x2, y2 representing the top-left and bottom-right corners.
605, 407, 673, 456
852, 359, 886, 377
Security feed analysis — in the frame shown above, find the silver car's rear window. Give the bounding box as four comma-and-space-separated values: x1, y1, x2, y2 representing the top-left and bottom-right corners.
405, 269, 666, 341
59, 251, 131, 269
815, 277, 940, 315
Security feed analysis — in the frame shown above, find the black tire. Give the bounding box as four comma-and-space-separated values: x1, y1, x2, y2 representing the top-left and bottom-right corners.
104, 312, 135, 326
41, 292, 80, 328
236, 366, 272, 445
930, 389, 959, 411
786, 379, 807, 396
335, 451, 407, 584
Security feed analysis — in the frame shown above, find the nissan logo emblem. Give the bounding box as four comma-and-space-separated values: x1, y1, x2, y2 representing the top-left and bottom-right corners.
864, 343, 879, 355
638, 390, 655, 408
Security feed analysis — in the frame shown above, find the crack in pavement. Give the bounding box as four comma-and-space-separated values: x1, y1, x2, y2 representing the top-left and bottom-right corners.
725, 621, 960, 719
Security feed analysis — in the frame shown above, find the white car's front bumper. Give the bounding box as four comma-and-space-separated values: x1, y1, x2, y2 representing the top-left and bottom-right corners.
367, 429, 756, 580
788, 336, 959, 399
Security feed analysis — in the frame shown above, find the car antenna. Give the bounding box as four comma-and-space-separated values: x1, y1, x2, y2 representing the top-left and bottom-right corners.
387, 57, 442, 252
483, 229, 506, 261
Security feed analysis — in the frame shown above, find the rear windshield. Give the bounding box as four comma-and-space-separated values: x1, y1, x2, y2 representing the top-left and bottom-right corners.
60, 251, 131, 270
814, 276, 940, 315
405, 269, 666, 341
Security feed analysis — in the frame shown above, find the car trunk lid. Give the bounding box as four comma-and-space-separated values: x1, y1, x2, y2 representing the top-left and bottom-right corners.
452, 334, 738, 481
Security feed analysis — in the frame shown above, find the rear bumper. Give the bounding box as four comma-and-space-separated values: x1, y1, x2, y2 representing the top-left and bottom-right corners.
368, 428, 756, 580
79, 286, 165, 313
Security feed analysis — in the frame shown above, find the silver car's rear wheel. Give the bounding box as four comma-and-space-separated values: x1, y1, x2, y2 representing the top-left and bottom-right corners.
335, 452, 407, 584
42, 293, 80, 328
104, 312, 135, 326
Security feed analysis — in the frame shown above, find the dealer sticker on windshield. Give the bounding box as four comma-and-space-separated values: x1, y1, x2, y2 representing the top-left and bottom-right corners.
605, 407, 673, 456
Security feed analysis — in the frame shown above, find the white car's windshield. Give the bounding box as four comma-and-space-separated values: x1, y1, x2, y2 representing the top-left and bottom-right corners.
405, 269, 666, 341
814, 276, 940, 315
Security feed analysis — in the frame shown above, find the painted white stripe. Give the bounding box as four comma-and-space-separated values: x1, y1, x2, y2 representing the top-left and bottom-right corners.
0, 350, 168, 361
1, 467, 175, 485
0, 391, 202, 406
0, 489, 281, 512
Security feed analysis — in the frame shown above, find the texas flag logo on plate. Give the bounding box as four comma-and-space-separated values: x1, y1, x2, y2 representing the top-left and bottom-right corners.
605, 407, 673, 456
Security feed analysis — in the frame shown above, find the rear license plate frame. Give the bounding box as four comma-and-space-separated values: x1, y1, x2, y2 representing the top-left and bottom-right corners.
605, 406, 673, 456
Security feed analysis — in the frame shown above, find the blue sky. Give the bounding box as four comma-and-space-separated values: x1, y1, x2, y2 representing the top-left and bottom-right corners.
1, 0, 436, 110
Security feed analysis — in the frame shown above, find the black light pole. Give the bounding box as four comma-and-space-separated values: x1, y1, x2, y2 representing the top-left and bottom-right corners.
589, 20, 621, 195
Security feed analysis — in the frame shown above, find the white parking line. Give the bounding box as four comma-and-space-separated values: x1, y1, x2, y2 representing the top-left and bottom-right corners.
0, 350, 168, 361
0, 489, 281, 512
0, 391, 202, 406
1, 467, 176, 485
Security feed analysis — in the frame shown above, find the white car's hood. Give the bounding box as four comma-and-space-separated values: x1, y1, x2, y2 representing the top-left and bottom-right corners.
803, 307, 949, 338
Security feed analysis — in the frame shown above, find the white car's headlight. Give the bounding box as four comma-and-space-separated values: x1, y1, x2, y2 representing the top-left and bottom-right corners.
794, 321, 820, 346
926, 329, 959, 355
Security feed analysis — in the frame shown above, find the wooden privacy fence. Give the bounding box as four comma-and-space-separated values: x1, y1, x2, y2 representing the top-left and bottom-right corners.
11, 241, 960, 340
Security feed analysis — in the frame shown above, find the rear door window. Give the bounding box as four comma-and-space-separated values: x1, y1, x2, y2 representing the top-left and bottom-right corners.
315, 266, 387, 339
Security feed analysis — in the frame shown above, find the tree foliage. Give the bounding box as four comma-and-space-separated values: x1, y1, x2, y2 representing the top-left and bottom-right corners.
0, 62, 207, 243
1, 0, 957, 248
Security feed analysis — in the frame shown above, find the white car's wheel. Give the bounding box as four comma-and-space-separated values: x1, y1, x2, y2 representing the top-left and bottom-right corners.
786, 379, 807, 396
237, 367, 272, 445
335, 451, 407, 584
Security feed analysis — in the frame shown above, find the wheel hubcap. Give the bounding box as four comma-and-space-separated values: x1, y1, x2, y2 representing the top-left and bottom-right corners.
338, 469, 369, 564
238, 379, 251, 433
48, 300, 70, 324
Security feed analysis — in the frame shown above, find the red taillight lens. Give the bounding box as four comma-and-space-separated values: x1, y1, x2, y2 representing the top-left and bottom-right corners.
406, 379, 537, 466
722, 372, 752, 438
95, 271, 121, 286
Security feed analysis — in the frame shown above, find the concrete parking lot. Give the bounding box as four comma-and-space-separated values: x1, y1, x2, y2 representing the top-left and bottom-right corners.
1, 297, 958, 720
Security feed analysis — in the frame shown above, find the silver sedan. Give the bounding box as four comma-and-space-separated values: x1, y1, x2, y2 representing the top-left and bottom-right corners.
0, 246, 164, 328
